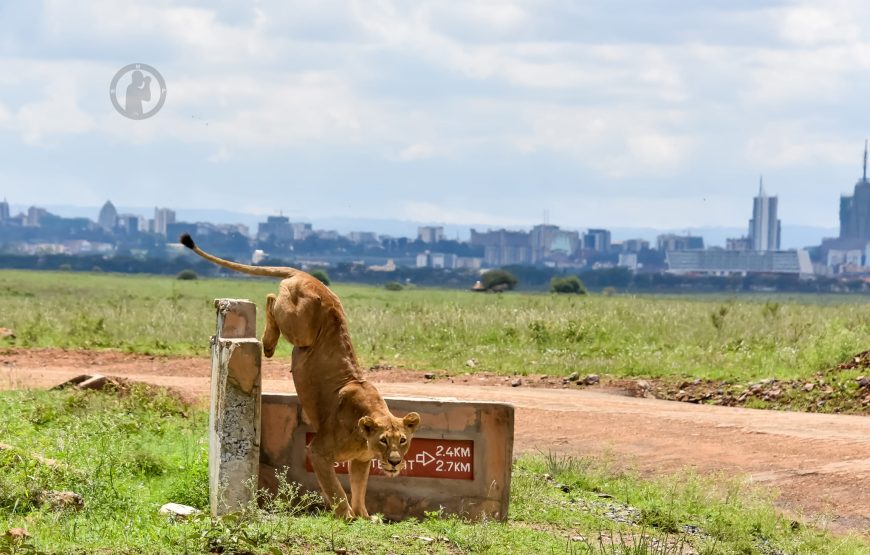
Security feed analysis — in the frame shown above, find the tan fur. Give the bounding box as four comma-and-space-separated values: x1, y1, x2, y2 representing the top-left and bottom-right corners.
182, 236, 420, 519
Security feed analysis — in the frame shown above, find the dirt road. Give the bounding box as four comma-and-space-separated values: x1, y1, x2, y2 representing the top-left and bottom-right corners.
2, 348, 869, 536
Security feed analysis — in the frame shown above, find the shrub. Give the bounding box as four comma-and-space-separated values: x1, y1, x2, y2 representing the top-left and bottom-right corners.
310, 269, 330, 286
481, 269, 518, 291
384, 281, 404, 291
176, 269, 198, 280
58, 264, 72, 272
550, 275, 587, 295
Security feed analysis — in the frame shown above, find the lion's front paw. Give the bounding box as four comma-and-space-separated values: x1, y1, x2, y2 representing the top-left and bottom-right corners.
333, 504, 354, 520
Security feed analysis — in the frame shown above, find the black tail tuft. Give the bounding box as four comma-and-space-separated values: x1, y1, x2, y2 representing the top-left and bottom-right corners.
179, 234, 196, 249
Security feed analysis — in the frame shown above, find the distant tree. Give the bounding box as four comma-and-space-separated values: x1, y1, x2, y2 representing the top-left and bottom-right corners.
384, 281, 404, 291
550, 275, 587, 295
481, 269, 518, 291
310, 269, 331, 286
176, 269, 198, 280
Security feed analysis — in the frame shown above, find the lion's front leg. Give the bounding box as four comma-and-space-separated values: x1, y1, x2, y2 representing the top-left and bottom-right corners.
349, 459, 371, 519
309, 446, 352, 519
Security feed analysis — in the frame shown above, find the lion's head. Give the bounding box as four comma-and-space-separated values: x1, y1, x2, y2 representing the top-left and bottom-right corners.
358, 412, 421, 477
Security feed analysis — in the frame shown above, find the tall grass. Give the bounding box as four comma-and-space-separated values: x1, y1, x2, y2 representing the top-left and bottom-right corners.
1, 270, 869, 381
1, 388, 865, 554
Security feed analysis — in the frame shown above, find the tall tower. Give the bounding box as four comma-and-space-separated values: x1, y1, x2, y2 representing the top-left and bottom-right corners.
748, 176, 781, 251
98, 200, 118, 230
154, 207, 176, 237
0, 198, 9, 222
839, 140, 870, 241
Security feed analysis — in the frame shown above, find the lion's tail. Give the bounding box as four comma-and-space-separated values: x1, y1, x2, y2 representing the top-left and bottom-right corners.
180, 234, 299, 279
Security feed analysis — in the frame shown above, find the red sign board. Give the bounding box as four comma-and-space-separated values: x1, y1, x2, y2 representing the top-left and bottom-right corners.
304, 433, 474, 480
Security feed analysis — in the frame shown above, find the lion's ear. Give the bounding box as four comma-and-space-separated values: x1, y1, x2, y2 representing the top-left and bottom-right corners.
402, 412, 421, 432
358, 416, 378, 436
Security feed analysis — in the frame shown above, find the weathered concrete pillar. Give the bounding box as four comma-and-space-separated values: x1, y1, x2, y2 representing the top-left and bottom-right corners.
209, 299, 262, 515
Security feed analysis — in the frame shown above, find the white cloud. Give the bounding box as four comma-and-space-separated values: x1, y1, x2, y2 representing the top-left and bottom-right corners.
503, 101, 697, 176
208, 145, 230, 163
777, 4, 862, 46
745, 123, 859, 167
396, 143, 435, 161
3, 0, 870, 229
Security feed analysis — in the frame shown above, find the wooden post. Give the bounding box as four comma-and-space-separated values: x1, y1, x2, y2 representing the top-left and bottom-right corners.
209, 299, 262, 515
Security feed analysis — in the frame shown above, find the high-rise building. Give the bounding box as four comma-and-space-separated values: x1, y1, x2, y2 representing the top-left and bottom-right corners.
530, 224, 579, 262
657, 233, 704, 251
583, 229, 611, 252
470, 229, 532, 266
748, 176, 780, 251
257, 215, 294, 241
839, 141, 870, 242
0, 198, 9, 222
154, 207, 176, 237
116, 214, 140, 233
418, 226, 445, 244
98, 200, 118, 230
24, 206, 48, 227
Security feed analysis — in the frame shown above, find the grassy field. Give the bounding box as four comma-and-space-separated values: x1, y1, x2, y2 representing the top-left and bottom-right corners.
1, 386, 866, 554
1, 269, 869, 383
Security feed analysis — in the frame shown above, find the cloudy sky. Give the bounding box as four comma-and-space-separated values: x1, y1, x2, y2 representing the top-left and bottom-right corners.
1, 0, 870, 232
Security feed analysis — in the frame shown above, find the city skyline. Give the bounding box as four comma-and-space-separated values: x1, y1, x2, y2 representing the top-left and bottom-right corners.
3, 2, 870, 230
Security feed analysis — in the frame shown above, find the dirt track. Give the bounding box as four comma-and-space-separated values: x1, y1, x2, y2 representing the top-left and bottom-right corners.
2, 348, 869, 537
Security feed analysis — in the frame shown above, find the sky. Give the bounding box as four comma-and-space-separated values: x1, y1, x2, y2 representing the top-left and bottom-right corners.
1, 0, 870, 233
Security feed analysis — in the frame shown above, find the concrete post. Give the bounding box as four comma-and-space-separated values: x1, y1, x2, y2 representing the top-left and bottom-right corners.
209, 299, 262, 515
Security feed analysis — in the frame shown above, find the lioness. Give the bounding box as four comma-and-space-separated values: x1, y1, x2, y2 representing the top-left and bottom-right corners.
180, 234, 420, 519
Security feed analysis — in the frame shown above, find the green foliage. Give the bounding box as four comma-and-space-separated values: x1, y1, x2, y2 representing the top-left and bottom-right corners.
762, 301, 781, 319
0, 390, 865, 554
309, 268, 331, 286
384, 281, 404, 291
551, 275, 588, 295
175, 269, 198, 280
710, 304, 730, 333
2, 270, 870, 384
481, 268, 518, 291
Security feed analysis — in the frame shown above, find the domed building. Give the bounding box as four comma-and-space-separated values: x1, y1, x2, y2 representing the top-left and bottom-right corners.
839, 141, 870, 242
98, 200, 118, 230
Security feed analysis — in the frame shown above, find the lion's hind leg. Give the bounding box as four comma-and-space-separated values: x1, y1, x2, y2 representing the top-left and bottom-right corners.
262, 293, 280, 358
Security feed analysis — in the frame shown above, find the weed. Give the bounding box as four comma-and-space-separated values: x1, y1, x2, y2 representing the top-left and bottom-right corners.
2, 270, 870, 382
709, 304, 729, 333
0, 391, 866, 553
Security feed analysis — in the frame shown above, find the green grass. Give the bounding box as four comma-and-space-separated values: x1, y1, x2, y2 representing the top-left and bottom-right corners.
1, 270, 869, 382
1, 387, 866, 554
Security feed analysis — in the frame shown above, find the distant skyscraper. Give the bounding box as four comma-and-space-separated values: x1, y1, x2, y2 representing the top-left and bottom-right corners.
583, 229, 611, 252
839, 141, 870, 242
748, 176, 780, 252
98, 200, 118, 230
656, 233, 704, 251
153, 207, 176, 237
0, 198, 9, 222
24, 206, 48, 227
418, 226, 444, 244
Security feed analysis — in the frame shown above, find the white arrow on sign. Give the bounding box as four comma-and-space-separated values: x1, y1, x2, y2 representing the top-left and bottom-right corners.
416, 451, 435, 466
